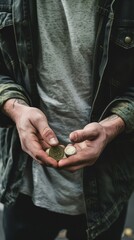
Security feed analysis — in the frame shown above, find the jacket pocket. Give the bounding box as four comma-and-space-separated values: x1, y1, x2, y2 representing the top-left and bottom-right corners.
0, 5, 12, 29
111, 26, 134, 49
105, 24, 134, 98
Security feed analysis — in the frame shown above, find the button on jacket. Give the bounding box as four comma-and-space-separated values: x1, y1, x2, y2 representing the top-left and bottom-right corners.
0, 0, 134, 239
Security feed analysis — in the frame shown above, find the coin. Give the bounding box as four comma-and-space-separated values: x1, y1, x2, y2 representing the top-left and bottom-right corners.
49, 146, 65, 161
64, 145, 77, 156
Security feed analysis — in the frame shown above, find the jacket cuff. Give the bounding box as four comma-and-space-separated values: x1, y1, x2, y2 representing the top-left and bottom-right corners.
110, 102, 134, 133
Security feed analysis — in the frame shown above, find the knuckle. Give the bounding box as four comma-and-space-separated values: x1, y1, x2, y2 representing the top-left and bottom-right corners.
43, 127, 53, 138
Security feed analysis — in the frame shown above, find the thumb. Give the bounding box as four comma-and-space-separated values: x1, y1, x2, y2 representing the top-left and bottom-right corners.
41, 126, 59, 145
69, 128, 99, 143
33, 114, 59, 146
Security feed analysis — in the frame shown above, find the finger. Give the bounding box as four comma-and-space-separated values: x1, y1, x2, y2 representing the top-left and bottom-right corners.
58, 157, 94, 172
35, 149, 58, 167
21, 133, 58, 168
69, 128, 99, 143
58, 153, 85, 168
33, 115, 59, 146
58, 145, 96, 169
38, 139, 50, 150
42, 126, 59, 146
37, 132, 52, 149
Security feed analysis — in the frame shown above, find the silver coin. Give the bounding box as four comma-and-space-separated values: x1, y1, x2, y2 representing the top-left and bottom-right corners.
64, 145, 77, 156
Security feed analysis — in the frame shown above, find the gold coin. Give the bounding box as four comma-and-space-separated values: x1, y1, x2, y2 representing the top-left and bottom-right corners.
49, 146, 64, 161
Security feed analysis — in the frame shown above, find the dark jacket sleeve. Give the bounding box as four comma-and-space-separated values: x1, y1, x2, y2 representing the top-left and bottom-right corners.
110, 100, 134, 133
0, 76, 30, 127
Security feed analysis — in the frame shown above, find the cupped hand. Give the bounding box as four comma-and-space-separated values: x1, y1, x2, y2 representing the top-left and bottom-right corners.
58, 122, 108, 171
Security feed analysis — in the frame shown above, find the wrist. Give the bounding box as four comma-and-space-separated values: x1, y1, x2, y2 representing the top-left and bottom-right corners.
99, 114, 125, 143
2, 98, 30, 123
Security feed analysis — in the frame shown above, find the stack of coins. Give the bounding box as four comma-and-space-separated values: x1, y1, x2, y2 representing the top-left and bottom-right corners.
46, 145, 76, 161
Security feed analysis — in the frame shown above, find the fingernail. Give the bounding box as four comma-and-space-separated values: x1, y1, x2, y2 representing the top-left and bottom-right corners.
49, 137, 58, 145
70, 132, 78, 142
58, 160, 64, 167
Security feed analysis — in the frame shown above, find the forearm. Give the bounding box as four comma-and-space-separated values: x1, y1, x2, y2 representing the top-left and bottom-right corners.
99, 114, 125, 143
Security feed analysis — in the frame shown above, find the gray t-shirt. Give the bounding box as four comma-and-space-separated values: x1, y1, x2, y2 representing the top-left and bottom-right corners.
20, 0, 96, 215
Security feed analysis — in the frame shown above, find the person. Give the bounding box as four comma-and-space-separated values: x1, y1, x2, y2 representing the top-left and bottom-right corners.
0, 0, 134, 239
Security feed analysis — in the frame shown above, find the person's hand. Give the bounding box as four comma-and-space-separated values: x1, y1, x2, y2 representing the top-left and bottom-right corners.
58, 122, 107, 171
58, 115, 125, 171
16, 106, 60, 166
3, 99, 59, 167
